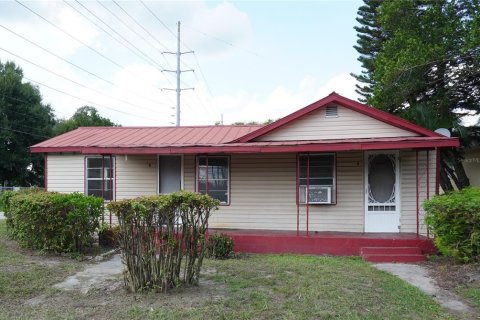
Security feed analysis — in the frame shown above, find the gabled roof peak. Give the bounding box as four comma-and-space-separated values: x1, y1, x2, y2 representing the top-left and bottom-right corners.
233, 92, 443, 143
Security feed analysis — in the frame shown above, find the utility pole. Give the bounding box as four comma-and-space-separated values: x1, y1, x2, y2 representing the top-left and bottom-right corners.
162, 21, 194, 126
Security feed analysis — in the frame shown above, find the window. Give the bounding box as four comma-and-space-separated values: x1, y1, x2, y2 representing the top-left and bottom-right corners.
196, 156, 229, 204
298, 154, 336, 204
86, 156, 114, 200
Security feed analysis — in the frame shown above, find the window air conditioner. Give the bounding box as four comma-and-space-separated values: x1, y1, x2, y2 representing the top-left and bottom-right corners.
307, 186, 332, 204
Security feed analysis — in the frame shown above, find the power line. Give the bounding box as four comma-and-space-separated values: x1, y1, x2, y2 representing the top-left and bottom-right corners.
95, 0, 171, 68
138, 2, 218, 121
139, 0, 176, 38
0, 47, 160, 113
24, 76, 160, 122
112, 0, 170, 52
93, 0, 177, 92
64, 0, 165, 72
0, 126, 50, 139
0, 23, 164, 106
1, 95, 69, 117
15, 0, 167, 95
183, 24, 261, 58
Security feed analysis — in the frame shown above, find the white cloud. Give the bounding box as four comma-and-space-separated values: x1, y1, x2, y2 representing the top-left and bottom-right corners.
185, 2, 253, 57
179, 74, 360, 125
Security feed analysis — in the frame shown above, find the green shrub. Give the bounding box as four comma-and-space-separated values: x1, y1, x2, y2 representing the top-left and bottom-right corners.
107, 191, 219, 293
424, 187, 480, 263
98, 223, 120, 248
207, 233, 234, 259
2, 190, 103, 254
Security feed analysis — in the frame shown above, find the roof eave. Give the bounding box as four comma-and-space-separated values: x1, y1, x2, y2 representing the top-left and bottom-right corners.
31, 137, 459, 155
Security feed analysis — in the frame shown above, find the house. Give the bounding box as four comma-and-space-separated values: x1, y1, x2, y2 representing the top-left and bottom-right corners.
463, 147, 480, 187
31, 93, 459, 262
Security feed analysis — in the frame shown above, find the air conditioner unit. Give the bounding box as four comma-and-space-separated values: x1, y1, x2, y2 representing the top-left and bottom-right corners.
302, 186, 332, 204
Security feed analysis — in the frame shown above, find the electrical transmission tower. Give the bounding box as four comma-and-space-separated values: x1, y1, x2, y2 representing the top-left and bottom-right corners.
162, 21, 194, 126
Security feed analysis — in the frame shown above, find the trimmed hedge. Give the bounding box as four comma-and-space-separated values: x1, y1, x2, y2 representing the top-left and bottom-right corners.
107, 191, 219, 293
1, 190, 103, 253
207, 233, 234, 259
424, 187, 480, 263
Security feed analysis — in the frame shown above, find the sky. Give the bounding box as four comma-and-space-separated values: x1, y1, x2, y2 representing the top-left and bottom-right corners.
0, 0, 364, 126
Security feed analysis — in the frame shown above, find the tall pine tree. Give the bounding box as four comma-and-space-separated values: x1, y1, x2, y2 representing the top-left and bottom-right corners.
351, 0, 386, 102
353, 0, 480, 191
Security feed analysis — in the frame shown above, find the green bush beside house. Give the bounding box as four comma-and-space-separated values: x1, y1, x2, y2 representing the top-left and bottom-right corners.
0, 189, 103, 254
424, 187, 480, 263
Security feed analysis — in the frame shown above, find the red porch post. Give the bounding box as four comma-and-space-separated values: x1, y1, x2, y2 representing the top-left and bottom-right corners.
296, 154, 300, 236
426, 150, 430, 238
415, 150, 419, 238
435, 148, 441, 195
306, 154, 310, 237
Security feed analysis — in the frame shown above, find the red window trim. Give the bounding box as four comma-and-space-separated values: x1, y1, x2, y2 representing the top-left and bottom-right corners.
195, 155, 231, 206
297, 152, 337, 205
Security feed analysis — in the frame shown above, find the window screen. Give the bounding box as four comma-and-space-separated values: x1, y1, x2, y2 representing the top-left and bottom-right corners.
86, 156, 114, 200
197, 156, 229, 204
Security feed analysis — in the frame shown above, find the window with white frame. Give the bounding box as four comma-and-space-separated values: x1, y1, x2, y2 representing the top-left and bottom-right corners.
85, 156, 114, 200
196, 156, 229, 204
299, 154, 336, 204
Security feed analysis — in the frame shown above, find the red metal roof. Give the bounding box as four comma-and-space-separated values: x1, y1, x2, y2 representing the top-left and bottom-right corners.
32, 125, 262, 149
31, 93, 459, 154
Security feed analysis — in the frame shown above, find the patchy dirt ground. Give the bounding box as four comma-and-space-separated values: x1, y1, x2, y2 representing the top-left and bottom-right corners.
425, 258, 480, 292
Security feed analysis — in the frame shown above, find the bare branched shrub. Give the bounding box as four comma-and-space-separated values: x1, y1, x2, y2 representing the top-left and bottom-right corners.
107, 191, 219, 293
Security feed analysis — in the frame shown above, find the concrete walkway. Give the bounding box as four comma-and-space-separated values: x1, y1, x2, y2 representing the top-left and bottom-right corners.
53, 254, 123, 294
375, 263, 478, 319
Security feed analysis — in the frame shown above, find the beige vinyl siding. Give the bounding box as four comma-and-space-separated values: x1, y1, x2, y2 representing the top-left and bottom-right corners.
183, 154, 195, 192
400, 149, 436, 235
463, 149, 480, 187
184, 152, 364, 232
256, 105, 419, 141
306, 152, 364, 232
47, 154, 84, 193
116, 155, 157, 199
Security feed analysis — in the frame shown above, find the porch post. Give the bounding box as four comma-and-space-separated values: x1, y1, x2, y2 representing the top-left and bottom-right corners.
426, 150, 430, 238
426, 150, 430, 200
435, 148, 441, 195
306, 154, 310, 237
109, 154, 113, 227
296, 154, 300, 236
415, 150, 419, 238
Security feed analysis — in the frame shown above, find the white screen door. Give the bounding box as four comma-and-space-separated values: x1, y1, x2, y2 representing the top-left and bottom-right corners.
158, 156, 182, 194
364, 151, 400, 232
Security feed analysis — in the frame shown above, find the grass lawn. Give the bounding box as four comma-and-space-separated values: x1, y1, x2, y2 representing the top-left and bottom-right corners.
0, 220, 455, 320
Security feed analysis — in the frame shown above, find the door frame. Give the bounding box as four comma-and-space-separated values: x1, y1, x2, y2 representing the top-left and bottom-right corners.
364, 150, 401, 232
156, 155, 184, 194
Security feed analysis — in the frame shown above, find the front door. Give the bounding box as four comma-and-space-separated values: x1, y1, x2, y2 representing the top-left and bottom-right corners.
158, 156, 182, 194
364, 151, 400, 232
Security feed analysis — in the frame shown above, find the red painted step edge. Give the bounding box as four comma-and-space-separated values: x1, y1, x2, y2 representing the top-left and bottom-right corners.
360, 247, 422, 255
362, 254, 426, 263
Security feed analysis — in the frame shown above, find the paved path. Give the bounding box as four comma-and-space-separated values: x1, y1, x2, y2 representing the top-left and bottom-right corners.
0, 212, 4, 220
53, 254, 123, 294
375, 263, 478, 319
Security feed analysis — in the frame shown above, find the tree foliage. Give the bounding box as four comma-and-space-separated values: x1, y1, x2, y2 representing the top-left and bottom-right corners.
0, 61, 56, 187
353, 0, 480, 191
54, 106, 117, 135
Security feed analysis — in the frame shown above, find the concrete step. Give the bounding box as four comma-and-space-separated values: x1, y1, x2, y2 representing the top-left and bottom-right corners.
362, 254, 426, 263
360, 246, 422, 256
